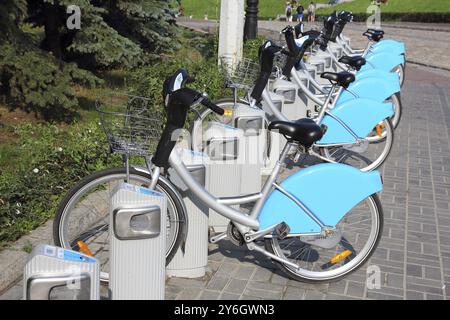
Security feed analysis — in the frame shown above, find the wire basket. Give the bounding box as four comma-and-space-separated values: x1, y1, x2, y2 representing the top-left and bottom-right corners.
96, 93, 164, 157
219, 55, 260, 90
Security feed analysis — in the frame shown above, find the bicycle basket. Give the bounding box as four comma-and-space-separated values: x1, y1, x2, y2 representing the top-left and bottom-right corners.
219, 55, 260, 90
96, 93, 164, 157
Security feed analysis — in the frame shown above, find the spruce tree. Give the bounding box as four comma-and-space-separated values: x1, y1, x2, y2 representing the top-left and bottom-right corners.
0, 0, 179, 120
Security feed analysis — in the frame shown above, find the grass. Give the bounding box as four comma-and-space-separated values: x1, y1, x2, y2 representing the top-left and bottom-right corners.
181, 0, 450, 19
181, 0, 329, 20
317, 0, 450, 14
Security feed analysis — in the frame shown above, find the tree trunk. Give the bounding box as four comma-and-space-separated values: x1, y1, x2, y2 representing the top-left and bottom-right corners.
42, 3, 62, 59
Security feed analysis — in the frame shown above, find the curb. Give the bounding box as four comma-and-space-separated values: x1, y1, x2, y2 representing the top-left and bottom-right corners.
0, 220, 53, 296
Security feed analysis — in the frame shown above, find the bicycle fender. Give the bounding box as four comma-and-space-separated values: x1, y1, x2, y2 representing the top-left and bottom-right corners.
337, 75, 400, 104
361, 52, 405, 73
317, 98, 394, 144
355, 68, 400, 85
371, 40, 405, 54
258, 163, 383, 234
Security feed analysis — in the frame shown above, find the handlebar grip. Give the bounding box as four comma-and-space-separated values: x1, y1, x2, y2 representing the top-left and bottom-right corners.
201, 98, 225, 115
284, 29, 299, 56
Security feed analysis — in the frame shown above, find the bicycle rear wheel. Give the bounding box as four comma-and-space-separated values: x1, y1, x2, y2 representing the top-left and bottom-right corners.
53, 167, 186, 283
265, 194, 383, 283
320, 118, 394, 172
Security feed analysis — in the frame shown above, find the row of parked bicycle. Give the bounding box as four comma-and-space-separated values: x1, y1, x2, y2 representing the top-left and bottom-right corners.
52, 11, 406, 283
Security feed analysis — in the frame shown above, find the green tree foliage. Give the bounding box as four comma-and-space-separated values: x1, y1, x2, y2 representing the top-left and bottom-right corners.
0, 0, 179, 121
101, 0, 180, 57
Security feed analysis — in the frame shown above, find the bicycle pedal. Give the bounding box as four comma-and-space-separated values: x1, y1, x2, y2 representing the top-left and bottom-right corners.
275, 222, 290, 240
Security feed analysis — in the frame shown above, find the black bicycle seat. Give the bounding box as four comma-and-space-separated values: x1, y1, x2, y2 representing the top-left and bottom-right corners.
321, 71, 355, 88
339, 55, 366, 71
363, 29, 384, 42
268, 118, 323, 147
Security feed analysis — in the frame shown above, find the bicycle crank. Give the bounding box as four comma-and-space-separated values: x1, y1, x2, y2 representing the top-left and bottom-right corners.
227, 222, 245, 246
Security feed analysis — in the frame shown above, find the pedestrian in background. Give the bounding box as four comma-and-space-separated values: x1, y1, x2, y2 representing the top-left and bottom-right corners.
296, 3, 304, 22
285, 2, 293, 22
308, 1, 316, 22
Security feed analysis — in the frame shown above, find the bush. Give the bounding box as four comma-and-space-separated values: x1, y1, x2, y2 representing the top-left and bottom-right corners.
0, 122, 121, 247
316, 12, 450, 23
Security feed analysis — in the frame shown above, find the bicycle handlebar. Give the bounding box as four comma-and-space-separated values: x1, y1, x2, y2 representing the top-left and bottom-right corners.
201, 97, 225, 115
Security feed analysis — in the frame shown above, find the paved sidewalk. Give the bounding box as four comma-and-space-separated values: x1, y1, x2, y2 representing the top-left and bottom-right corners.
1, 64, 449, 300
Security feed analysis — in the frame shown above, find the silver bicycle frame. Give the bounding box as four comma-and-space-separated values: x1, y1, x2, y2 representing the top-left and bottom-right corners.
163, 141, 297, 232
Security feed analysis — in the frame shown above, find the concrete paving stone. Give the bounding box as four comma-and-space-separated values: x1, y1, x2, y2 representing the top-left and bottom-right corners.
425, 293, 444, 300
250, 267, 273, 282
424, 267, 443, 281
303, 290, 325, 300
198, 290, 221, 300
224, 279, 248, 295
384, 273, 404, 289
0, 282, 22, 300
167, 277, 206, 289
270, 271, 289, 286
406, 283, 445, 296
346, 281, 366, 298
282, 286, 305, 300
407, 257, 441, 268
366, 291, 403, 300
176, 288, 203, 300
406, 264, 424, 278
406, 276, 445, 288
246, 281, 284, 293
214, 262, 240, 278
233, 265, 256, 280
240, 295, 263, 300
206, 276, 230, 291
0, 250, 28, 295
405, 290, 425, 300
220, 292, 241, 300
327, 280, 347, 295
243, 288, 283, 300
325, 293, 358, 300
388, 250, 405, 262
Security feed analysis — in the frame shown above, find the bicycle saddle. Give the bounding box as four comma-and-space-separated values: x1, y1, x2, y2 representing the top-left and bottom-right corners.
321, 71, 355, 88
268, 118, 323, 147
338, 55, 366, 71
363, 30, 384, 42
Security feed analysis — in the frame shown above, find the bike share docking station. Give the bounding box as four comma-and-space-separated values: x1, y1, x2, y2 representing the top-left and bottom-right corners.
23, 244, 100, 300
109, 183, 166, 300
166, 147, 210, 278
203, 104, 265, 233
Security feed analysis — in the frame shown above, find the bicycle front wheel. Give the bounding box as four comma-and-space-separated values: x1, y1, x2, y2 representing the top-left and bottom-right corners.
265, 194, 383, 283
53, 167, 186, 283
